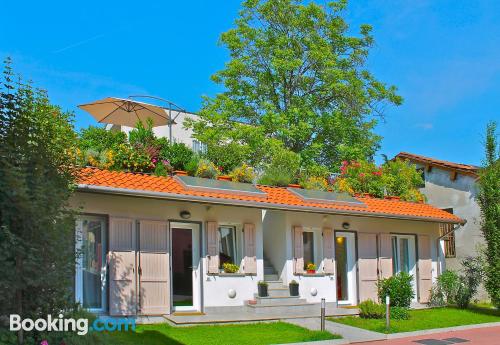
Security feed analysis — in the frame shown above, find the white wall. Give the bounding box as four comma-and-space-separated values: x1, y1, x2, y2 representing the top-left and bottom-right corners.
263, 209, 442, 304
72, 192, 263, 310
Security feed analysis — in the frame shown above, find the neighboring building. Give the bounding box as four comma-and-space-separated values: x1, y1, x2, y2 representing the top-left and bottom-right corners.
73, 167, 463, 316
107, 110, 207, 154
395, 152, 486, 298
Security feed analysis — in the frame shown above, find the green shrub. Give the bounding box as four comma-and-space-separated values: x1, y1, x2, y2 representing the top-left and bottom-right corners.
154, 160, 173, 177
186, 155, 201, 176
390, 306, 410, 320
377, 272, 414, 308
195, 159, 219, 179
223, 262, 240, 273
230, 164, 256, 183
300, 176, 328, 191
205, 142, 250, 173
258, 147, 300, 186
128, 119, 156, 147
160, 142, 194, 171
437, 270, 460, 304
358, 299, 385, 319
428, 283, 446, 307
455, 256, 484, 309
78, 125, 127, 152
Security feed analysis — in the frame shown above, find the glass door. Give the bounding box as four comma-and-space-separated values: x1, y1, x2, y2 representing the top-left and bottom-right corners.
170, 222, 201, 312
335, 232, 357, 305
75, 216, 107, 313
391, 234, 417, 300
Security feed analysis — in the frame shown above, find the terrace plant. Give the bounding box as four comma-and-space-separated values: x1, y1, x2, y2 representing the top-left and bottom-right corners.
195, 159, 220, 179
160, 142, 194, 171
230, 164, 256, 183
222, 263, 240, 273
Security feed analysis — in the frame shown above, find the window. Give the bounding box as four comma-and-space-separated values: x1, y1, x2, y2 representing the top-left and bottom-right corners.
192, 140, 207, 155
218, 226, 237, 267
303, 231, 315, 269
440, 209, 456, 258
392, 235, 411, 274
416, 167, 425, 187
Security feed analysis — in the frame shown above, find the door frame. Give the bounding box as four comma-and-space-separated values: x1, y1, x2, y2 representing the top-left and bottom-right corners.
75, 214, 109, 314
334, 230, 358, 306
390, 233, 418, 301
169, 220, 203, 313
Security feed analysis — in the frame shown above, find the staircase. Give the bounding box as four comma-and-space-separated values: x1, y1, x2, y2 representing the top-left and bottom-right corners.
246, 257, 309, 313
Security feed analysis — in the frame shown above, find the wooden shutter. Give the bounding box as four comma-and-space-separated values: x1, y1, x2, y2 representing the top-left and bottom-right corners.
206, 221, 219, 274
293, 226, 304, 274
358, 233, 379, 302
322, 227, 335, 275
138, 220, 170, 315
243, 223, 257, 274
418, 235, 432, 303
378, 233, 393, 279
109, 217, 137, 316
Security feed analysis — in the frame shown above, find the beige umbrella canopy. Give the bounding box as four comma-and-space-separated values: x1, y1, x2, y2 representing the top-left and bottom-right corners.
78, 97, 175, 127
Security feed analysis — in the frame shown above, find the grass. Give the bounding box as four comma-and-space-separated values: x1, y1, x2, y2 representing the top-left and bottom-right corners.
330, 306, 500, 334
106, 321, 339, 345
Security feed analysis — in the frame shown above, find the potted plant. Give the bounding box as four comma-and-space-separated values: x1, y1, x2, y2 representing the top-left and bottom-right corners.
289, 280, 299, 296
306, 262, 317, 274
258, 281, 268, 297
222, 262, 240, 273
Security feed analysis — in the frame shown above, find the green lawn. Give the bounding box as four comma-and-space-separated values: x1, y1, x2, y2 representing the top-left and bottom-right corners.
330, 306, 500, 334
106, 321, 339, 345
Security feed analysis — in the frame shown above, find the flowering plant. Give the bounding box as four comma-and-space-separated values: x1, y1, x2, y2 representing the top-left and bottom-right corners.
306, 262, 317, 271
230, 164, 256, 183
195, 159, 219, 179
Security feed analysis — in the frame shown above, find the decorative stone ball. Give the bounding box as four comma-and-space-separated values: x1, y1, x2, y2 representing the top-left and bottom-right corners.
310, 288, 318, 296
228, 289, 237, 298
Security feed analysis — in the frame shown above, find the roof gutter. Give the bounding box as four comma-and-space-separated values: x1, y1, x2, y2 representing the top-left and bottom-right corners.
76, 184, 464, 225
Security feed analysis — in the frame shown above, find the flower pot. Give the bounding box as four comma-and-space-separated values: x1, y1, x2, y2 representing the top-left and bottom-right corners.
287, 184, 301, 188
218, 175, 232, 181
289, 283, 299, 296
307, 269, 316, 274
173, 170, 187, 176
258, 284, 268, 297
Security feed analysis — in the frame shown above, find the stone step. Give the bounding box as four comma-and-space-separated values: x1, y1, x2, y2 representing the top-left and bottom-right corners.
267, 287, 290, 297
245, 302, 315, 314
264, 267, 276, 275
264, 274, 279, 281
253, 296, 307, 305
265, 280, 284, 289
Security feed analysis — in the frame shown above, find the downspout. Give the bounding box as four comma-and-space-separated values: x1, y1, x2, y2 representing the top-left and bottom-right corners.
436, 221, 466, 275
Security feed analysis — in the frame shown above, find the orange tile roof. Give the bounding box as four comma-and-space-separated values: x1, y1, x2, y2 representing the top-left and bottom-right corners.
77, 167, 465, 224
395, 152, 479, 177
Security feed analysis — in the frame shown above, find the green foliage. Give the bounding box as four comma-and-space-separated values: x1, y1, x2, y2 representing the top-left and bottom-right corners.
390, 307, 410, 320
359, 300, 385, 319
186, 155, 201, 176
223, 262, 240, 273
160, 142, 194, 171
154, 160, 173, 177
437, 270, 460, 304
128, 118, 156, 147
204, 142, 251, 173
477, 121, 500, 308
114, 143, 155, 172
186, 0, 402, 170
195, 159, 220, 179
258, 145, 301, 186
230, 164, 256, 183
300, 176, 329, 191
382, 158, 425, 202
0, 58, 78, 344
78, 125, 127, 153
333, 159, 425, 201
455, 256, 484, 309
377, 272, 415, 308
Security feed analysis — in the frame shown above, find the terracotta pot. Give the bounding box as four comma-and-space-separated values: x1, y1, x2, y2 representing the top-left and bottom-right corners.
288, 184, 301, 188
173, 170, 187, 176
307, 269, 316, 274
218, 175, 232, 181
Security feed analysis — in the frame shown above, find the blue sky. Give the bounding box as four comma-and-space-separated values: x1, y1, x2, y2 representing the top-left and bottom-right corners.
1, 0, 499, 166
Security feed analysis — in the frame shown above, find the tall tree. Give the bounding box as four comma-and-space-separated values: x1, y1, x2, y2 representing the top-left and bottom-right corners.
187, 0, 402, 170
477, 121, 500, 307
0, 58, 78, 344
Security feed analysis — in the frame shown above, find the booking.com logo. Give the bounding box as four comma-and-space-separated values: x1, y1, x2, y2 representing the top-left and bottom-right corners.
10, 314, 136, 336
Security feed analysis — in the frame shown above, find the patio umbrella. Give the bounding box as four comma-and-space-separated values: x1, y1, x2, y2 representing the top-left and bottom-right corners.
78, 97, 175, 127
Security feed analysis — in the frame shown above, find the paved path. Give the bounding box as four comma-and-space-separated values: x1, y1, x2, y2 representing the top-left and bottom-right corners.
357, 326, 500, 345
286, 318, 385, 343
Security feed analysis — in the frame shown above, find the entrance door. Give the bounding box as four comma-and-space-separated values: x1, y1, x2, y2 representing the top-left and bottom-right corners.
335, 232, 357, 305
170, 222, 201, 311
75, 216, 107, 313
391, 234, 417, 300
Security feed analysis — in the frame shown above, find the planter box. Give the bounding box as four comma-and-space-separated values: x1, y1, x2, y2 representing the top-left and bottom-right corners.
287, 184, 301, 188
173, 170, 187, 176
307, 270, 316, 274
218, 175, 232, 181
289, 283, 299, 296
